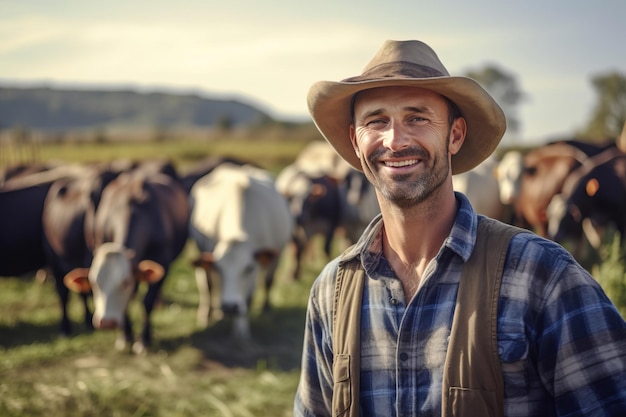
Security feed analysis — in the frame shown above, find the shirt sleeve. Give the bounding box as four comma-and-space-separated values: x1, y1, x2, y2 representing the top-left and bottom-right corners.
294, 262, 338, 417
536, 260, 626, 416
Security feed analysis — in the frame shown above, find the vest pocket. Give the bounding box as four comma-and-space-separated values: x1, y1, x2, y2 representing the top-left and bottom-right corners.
332, 354, 352, 417
447, 387, 499, 417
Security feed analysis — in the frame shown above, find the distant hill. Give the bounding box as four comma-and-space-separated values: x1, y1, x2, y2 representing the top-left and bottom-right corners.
0, 85, 273, 132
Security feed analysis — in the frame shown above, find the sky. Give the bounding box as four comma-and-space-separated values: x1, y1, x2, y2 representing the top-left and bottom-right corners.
1, 0, 625, 144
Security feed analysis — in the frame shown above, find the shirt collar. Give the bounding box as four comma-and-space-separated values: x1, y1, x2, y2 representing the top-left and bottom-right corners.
339, 192, 479, 268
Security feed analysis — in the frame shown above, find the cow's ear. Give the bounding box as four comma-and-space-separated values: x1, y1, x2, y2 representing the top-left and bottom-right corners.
192, 252, 215, 270
254, 249, 278, 267
63, 268, 92, 293
136, 260, 165, 283
585, 178, 600, 197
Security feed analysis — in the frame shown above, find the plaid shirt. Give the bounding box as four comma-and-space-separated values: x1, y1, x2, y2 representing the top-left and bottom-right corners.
294, 193, 626, 417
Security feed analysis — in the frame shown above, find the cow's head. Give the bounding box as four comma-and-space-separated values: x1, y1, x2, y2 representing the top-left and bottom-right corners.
64, 242, 165, 330
193, 241, 279, 339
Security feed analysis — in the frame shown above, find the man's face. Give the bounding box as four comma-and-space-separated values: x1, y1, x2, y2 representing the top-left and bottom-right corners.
350, 86, 465, 209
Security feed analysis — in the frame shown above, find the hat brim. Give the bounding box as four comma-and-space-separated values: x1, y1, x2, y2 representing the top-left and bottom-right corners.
307, 76, 506, 175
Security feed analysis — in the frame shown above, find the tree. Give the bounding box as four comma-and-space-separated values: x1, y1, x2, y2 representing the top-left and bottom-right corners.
580, 71, 626, 142
464, 65, 525, 142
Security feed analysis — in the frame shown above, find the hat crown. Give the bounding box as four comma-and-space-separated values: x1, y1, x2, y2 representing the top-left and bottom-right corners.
352, 40, 450, 81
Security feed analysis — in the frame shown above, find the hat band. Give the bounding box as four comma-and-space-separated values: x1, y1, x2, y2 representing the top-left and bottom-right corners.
342, 61, 448, 82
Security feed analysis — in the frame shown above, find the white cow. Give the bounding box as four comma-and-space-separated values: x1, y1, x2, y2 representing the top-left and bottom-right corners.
495, 150, 524, 206
452, 154, 504, 220
188, 163, 294, 339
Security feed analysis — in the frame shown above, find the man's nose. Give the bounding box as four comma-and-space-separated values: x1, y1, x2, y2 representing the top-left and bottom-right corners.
382, 123, 412, 152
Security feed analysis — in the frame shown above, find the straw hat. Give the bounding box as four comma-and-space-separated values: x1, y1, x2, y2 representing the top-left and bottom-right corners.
307, 40, 506, 174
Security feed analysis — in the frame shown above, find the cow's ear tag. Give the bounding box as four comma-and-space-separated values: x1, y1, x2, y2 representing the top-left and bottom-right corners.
137, 260, 165, 283
586, 178, 600, 197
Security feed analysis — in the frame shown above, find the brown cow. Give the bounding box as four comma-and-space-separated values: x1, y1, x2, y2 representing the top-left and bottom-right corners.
515, 140, 614, 237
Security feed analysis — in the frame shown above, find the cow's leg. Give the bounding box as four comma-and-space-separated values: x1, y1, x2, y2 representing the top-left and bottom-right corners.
261, 259, 280, 312
292, 234, 305, 280
323, 224, 336, 259
195, 266, 214, 327
135, 280, 164, 354
53, 275, 72, 336
116, 314, 134, 352
80, 292, 94, 331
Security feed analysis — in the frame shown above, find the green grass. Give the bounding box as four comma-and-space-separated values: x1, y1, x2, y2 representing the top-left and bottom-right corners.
0, 241, 333, 417
33, 136, 312, 174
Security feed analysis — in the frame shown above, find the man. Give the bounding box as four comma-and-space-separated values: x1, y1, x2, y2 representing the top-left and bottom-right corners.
294, 40, 626, 417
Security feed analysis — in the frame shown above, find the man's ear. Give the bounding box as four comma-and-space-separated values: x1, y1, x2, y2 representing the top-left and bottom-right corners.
448, 117, 466, 156
349, 125, 361, 158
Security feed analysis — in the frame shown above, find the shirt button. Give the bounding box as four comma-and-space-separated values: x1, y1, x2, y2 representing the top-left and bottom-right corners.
390, 298, 398, 305
399, 352, 409, 361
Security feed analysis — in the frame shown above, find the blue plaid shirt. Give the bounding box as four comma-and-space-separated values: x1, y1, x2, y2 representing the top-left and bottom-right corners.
294, 193, 626, 417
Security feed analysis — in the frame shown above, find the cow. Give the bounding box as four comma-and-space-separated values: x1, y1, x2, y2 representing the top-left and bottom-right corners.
452, 154, 505, 220
493, 150, 525, 225
276, 142, 377, 279
0, 161, 57, 186
515, 141, 613, 236
547, 149, 626, 252
495, 150, 523, 206
0, 179, 51, 278
42, 163, 123, 336
42, 159, 183, 338
276, 163, 343, 280
63, 169, 190, 353
339, 169, 380, 244
0, 163, 89, 278
188, 163, 294, 339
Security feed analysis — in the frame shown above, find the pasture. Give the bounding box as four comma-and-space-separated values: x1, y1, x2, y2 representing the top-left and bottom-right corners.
1, 136, 625, 416
1, 137, 325, 417
1, 240, 329, 416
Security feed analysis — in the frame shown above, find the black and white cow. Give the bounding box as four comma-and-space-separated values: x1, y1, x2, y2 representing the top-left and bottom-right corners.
548, 149, 626, 250
276, 163, 343, 280
42, 163, 121, 335
64, 168, 190, 353
0, 163, 87, 278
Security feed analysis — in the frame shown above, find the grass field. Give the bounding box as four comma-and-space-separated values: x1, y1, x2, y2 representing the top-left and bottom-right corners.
1, 136, 324, 417
0, 239, 335, 416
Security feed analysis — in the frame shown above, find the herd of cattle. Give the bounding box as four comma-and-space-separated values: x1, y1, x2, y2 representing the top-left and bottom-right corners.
2, 133, 626, 353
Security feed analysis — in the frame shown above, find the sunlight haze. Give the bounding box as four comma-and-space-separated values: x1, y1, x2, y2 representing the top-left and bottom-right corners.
1, 0, 624, 143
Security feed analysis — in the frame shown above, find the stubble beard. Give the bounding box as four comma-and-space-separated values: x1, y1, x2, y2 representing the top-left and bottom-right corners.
363, 144, 450, 210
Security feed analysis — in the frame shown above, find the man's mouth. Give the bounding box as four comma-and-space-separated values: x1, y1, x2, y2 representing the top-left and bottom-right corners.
383, 159, 419, 168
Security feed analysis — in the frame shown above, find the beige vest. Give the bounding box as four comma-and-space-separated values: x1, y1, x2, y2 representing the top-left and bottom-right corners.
332, 217, 523, 417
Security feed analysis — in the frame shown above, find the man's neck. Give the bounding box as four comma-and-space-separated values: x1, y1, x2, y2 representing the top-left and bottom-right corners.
378, 185, 458, 300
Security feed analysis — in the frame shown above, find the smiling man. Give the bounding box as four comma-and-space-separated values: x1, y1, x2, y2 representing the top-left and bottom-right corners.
294, 40, 626, 417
